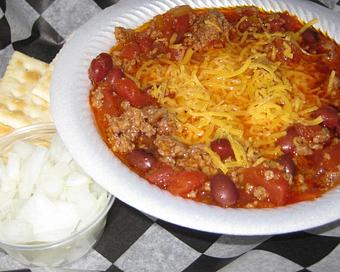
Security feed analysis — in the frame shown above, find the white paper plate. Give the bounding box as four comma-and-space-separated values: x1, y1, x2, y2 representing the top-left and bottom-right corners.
50, 0, 340, 235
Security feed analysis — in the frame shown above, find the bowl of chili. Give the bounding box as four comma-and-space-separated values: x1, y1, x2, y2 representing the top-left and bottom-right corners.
50, 0, 340, 235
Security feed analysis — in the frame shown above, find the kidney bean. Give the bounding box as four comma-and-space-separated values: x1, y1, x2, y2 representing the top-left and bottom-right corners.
301, 28, 319, 45
277, 154, 296, 177
88, 53, 113, 84
295, 124, 323, 140
210, 174, 239, 207
105, 67, 124, 89
127, 149, 156, 171
210, 138, 235, 160
312, 105, 339, 129
277, 126, 298, 154
115, 77, 154, 108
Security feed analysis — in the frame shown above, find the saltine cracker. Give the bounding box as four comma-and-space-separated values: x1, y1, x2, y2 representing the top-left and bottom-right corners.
0, 51, 52, 135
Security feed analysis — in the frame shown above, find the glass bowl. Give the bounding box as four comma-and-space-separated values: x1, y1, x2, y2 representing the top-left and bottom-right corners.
0, 122, 114, 267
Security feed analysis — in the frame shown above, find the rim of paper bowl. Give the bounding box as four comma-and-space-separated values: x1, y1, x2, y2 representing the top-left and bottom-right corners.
50, 0, 340, 235
0, 123, 114, 250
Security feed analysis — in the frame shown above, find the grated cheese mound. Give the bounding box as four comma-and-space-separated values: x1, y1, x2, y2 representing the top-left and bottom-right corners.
135, 23, 325, 173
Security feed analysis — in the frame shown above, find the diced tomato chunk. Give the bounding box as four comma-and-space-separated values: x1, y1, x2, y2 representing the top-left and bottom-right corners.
223, 9, 242, 23
313, 143, 340, 173
289, 190, 321, 203
279, 12, 301, 31
265, 17, 285, 32
136, 35, 153, 54
161, 13, 175, 38
243, 167, 289, 206
93, 85, 122, 134
120, 42, 141, 59
101, 85, 123, 116
145, 164, 175, 189
167, 171, 206, 196
271, 38, 301, 64
114, 77, 154, 108
173, 14, 190, 40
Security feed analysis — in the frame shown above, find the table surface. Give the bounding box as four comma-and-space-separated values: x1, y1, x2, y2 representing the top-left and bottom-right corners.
1, 0, 340, 271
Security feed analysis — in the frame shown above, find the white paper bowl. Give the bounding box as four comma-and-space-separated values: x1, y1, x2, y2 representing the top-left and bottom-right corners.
50, 0, 340, 235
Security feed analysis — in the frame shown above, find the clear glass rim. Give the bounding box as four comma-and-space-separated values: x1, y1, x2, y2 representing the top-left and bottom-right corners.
0, 122, 56, 149
0, 122, 115, 251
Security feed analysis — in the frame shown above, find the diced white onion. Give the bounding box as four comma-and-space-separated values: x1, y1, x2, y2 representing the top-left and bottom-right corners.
0, 159, 7, 183
53, 162, 71, 178
19, 146, 48, 199
0, 192, 13, 219
6, 152, 20, 182
65, 171, 91, 187
0, 219, 34, 244
0, 134, 110, 244
11, 141, 35, 160
38, 175, 64, 199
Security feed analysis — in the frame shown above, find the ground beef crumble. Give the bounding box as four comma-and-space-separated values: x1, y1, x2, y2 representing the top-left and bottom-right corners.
323, 171, 340, 187
253, 186, 269, 201
105, 101, 217, 175
112, 51, 138, 73
154, 135, 217, 175
90, 87, 105, 109
115, 27, 135, 44
112, 9, 233, 71
293, 127, 331, 156
184, 10, 231, 51
106, 101, 174, 153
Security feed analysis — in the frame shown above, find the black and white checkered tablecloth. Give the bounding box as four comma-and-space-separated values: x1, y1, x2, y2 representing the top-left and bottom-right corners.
1, 0, 340, 271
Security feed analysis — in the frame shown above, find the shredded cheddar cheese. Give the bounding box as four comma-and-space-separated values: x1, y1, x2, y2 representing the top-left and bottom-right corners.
135, 19, 325, 173
327, 70, 336, 95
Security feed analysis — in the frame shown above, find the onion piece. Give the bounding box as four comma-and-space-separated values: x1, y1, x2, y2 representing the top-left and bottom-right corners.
0, 159, 7, 183
19, 146, 48, 199
0, 219, 34, 244
11, 141, 35, 160
6, 152, 21, 182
